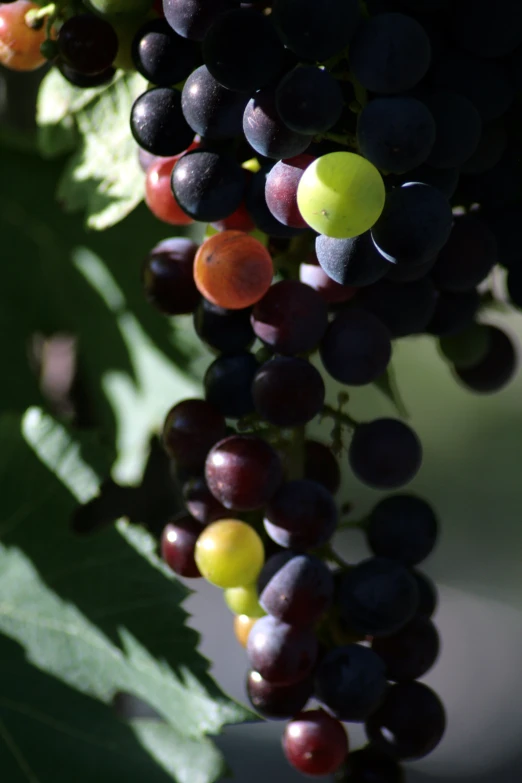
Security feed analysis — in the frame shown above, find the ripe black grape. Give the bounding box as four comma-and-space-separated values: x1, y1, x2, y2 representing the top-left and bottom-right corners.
251, 279, 328, 355
366, 681, 446, 760
263, 479, 338, 550
314, 644, 388, 722
252, 356, 325, 428
131, 18, 200, 86
247, 614, 318, 685
258, 551, 334, 627
130, 87, 194, 157
372, 615, 440, 682
337, 557, 420, 637
246, 670, 313, 720
204, 352, 258, 418
349, 418, 422, 490
319, 309, 392, 387
171, 149, 246, 223
366, 494, 439, 566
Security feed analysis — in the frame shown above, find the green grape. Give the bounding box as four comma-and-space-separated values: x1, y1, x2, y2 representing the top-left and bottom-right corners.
195, 519, 264, 589
296, 151, 386, 239
439, 324, 492, 368
224, 584, 266, 617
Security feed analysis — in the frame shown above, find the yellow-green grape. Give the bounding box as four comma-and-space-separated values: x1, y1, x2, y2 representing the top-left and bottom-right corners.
224, 584, 266, 617
296, 151, 385, 238
194, 519, 264, 589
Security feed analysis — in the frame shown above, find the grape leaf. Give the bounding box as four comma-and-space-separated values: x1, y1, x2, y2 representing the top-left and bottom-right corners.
0, 408, 252, 781
37, 68, 148, 229
0, 142, 201, 452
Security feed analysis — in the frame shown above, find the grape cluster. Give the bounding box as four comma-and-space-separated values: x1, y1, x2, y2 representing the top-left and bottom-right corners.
3, 0, 522, 777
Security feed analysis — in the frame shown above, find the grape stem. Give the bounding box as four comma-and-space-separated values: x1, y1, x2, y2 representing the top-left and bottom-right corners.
25, 3, 56, 25
321, 403, 359, 430
337, 517, 368, 531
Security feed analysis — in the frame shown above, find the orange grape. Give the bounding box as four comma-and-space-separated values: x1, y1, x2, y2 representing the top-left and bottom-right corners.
0, 1, 48, 71
194, 230, 273, 309
234, 614, 259, 648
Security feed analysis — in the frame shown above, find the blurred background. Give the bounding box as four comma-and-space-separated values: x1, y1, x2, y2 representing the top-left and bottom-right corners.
3, 63, 522, 783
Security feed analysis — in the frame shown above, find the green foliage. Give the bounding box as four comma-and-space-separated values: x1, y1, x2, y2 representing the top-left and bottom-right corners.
37, 69, 148, 229
0, 74, 250, 780
0, 409, 251, 781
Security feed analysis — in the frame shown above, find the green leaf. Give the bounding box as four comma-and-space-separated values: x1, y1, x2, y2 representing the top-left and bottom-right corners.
37, 69, 148, 229
0, 143, 202, 462
0, 408, 253, 781
373, 362, 410, 419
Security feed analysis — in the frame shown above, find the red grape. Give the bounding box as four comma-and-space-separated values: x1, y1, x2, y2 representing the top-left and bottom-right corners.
0, 0, 47, 71
161, 513, 205, 578
205, 434, 283, 511
282, 709, 349, 776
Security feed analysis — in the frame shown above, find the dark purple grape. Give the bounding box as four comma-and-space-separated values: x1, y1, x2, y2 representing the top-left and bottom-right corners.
354, 277, 437, 338
314, 644, 387, 722
246, 614, 318, 685
372, 616, 440, 682
366, 495, 438, 566
132, 18, 200, 86
343, 746, 405, 783
58, 14, 118, 75
320, 309, 392, 387
422, 90, 482, 169
182, 476, 229, 524
181, 65, 249, 139
263, 480, 337, 550
246, 670, 312, 720
130, 87, 194, 157
58, 62, 115, 87
252, 356, 325, 428
349, 419, 422, 490
171, 149, 246, 222
337, 557, 419, 637
161, 513, 205, 578
275, 65, 344, 135
272, 0, 361, 61
371, 183, 453, 266
426, 289, 480, 337
194, 299, 254, 354
315, 231, 391, 287
142, 237, 200, 315
453, 325, 517, 393
430, 214, 497, 291
251, 280, 328, 355
365, 682, 446, 760
203, 8, 285, 92
411, 569, 438, 618
162, 0, 237, 41
204, 352, 258, 418
304, 440, 341, 495
162, 399, 226, 472
205, 434, 283, 511
243, 87, 313, 160
258, 551, 334, 627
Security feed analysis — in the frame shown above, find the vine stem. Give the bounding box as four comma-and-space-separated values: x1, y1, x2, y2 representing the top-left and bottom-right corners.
322, 403, 359, 431
336, 517, 368, 531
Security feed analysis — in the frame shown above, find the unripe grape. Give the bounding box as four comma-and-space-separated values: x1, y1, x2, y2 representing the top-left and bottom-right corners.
224, 584, 266, 617
297, 152, 385, 238
195, 519, 264, 588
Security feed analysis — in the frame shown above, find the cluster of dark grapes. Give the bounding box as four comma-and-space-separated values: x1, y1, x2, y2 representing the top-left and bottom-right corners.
3, 0, 522, 777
